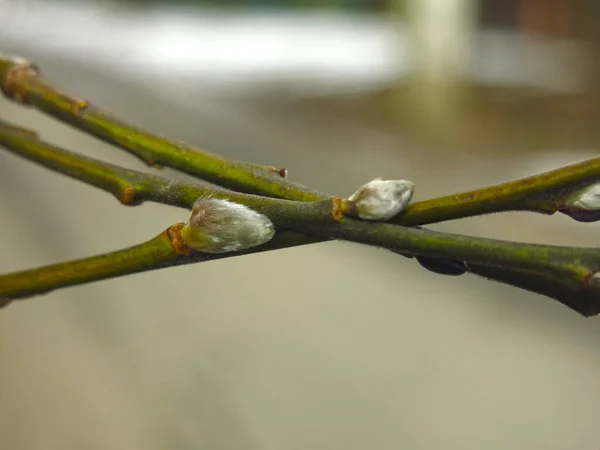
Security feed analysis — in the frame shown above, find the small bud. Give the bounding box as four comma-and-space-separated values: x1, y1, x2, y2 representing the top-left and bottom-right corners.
347, 178, 414, 221
564, 183, 600, 211
180, 197, 275, 253
416, 256, 468, 276
561, 183, 600, 222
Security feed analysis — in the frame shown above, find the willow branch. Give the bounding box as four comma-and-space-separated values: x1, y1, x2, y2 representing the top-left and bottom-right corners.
467, 265, 600, 317
0, 225, 320, 307
0, 54, 324, 201
1, 119, 599, 315
2, 118, 596, 278
394, 157, 600, 225
0, 119, 342, 229
1, 54, 598, 225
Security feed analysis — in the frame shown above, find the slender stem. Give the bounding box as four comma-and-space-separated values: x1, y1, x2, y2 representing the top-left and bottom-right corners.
1, 56, 599, 315
1, 120, 599, 315
304, 221, 600, 291
1, 118, 597, 283
0, 226, 181, 302
0, 54, 324, 201
467, 265, 600, 317
0, 225, 323, 304
0, 119, 342, 229
1, 55, 598, 224
394, 157, 600, 225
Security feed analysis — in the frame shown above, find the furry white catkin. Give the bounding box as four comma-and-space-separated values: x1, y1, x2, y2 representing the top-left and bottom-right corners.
348, 178, 415, 221
565, 183, 600, 211
181, 197, 275, 253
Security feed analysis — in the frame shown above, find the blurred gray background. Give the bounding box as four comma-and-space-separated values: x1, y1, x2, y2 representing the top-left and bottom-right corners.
1, 0, 599, 449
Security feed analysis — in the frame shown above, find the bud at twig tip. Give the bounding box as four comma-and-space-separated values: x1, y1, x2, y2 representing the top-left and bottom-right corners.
347, 178, 415, 221
0, 55, 38, 103
180, 197, 275, 253
564, 183, 600, 211
561, 183, 600, 222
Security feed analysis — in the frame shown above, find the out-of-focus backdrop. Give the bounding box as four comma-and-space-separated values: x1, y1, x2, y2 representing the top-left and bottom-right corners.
1, 1, 599, 449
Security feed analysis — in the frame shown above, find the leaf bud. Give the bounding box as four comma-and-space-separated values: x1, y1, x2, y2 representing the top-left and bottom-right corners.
564, 183, 600, 211
180, 197, 275, 253
347, 178, 414, 221
561, 183, 600, 222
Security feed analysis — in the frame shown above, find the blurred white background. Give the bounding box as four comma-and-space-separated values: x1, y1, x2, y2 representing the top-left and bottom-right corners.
1, 1, 599, 449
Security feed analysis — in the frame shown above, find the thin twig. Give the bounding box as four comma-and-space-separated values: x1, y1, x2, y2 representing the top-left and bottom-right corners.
467, 265, 600, 317
0, 54, 323, 201
0, 119, 343, 229
395, 157, 600, 225
1, 54, 598, 224
1, 119, 599, 315
0, 225, 321, 305
1, 55, 599, 315
2, 117, 595, 277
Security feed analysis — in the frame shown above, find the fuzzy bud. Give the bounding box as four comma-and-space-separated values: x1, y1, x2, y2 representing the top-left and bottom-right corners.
564, 183, 600, 211
180, 197, 275, 253
561, 183, 600, 222
347, 178, 414, 221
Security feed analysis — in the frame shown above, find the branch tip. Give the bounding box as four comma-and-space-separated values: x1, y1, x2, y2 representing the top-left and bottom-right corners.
0, 56, 38, 104
6, 123, 38, 139
560, 182, 600, 222
119, 186, 140, 206
71, 98, 88, 115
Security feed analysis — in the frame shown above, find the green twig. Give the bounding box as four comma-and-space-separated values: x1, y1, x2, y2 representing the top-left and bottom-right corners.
1, 119, 599, 315
307, 222, 600, 292
0, 225, 322, 306
0, 54, 323, 201
1, 54, 598, 225
395, 157, 600, 225
0, 225, 184, 304
1, 55, 599, 316
467, 265, 600, 317
0, 119, 343, 229
2, 117, 596, 279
